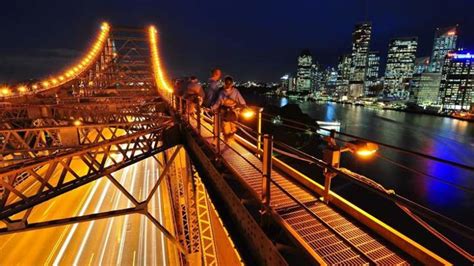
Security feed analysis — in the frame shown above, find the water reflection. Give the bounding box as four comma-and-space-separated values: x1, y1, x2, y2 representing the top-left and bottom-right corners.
279, 97, 288, 107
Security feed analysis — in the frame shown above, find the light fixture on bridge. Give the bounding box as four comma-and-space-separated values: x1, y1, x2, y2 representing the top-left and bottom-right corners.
17, 86, 27, 93
241, 108, 256, 120
1, 86, 11, 96
322, 137, 379, 203
344, 140, 379, 158
73, 120, 82, 126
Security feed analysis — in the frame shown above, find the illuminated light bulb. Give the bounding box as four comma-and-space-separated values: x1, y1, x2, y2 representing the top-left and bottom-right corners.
73, 67, 79, 72
42, 81, 50, 87
32, 84, 38, 90
1, 87, 11, 96
51, 78, 58, 84
73, 119, 82, 126
101, 22, 109, 31
88, 81, 94, 86
241, 108, 256, 120
59, 76, 65, 81
17, 85, 27, 93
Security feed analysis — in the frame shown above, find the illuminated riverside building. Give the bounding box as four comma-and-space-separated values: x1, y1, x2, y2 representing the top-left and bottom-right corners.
350, 23, 371, 82
410, 73, 442, 106
429, 26, 458, 73
365, 51, 380, 93
335, 55, 351, 96
414, 57, 430, 75
296, 50, 313, 92
349, 23, 371, 98
439, 50, 474, 111
384, 37, 418, 98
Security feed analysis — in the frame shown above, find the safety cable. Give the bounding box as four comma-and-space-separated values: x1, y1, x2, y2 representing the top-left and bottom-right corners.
396, 203, 474, 263
261, 112, 474, 171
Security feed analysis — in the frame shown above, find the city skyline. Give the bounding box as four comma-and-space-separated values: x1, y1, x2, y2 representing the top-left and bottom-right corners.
1, 0, 474, 83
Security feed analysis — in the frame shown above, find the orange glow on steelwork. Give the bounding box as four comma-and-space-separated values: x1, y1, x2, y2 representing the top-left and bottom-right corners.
148, 26, 173, 95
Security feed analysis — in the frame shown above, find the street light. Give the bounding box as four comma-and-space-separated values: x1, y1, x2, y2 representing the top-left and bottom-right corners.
1, 87, 11, 96
343, 140, 379, 158
73, 120, 82, 126
240, 107, 264, 156
17, 86, 27, 94
322, 136, 379, 203
241, 108, 256, 120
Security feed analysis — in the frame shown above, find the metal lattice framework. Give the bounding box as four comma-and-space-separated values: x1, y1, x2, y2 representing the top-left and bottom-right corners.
0, 23, 227, 266
0, 118, 170, 166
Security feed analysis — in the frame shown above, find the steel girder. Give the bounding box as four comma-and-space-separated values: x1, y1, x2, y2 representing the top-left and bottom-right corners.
0, 118, 171, 167
0, 120, 176, 221
0, 100, 165, 125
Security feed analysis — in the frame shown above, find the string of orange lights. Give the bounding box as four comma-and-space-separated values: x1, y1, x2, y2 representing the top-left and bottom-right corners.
1, 22, 110, 97
148, 26, 173, 98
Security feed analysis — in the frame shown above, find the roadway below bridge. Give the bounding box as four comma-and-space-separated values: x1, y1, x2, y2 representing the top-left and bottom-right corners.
0, 157, 177, 265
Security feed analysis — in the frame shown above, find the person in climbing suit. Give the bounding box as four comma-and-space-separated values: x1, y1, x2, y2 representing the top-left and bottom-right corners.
211, 76, 247, 143
184, 76, 205, 115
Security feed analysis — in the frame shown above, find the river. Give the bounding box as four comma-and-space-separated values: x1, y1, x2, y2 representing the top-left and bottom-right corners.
244, 93, 474, 232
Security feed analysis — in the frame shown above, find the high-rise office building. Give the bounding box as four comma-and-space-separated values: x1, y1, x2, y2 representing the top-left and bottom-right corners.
410, 73, 442, 105
366, 51, 380, 89
439, 50, 474, 111
311, 63, 323, 91
414, 57, 430, 75
338, 54, 352, 81
349, 23, 371, 98
384, 37, 418, 98
296, 50, 313, 92
429, 26, 458, 73
280, 74, 290, 91
350, 23, 372, 82
336, 55, 351, 97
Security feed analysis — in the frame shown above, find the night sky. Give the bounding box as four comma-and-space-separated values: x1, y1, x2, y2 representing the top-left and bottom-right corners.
1, 0, 473, 83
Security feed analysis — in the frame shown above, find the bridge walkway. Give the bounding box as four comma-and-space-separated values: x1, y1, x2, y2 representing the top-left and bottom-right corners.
186, 112, 413, 265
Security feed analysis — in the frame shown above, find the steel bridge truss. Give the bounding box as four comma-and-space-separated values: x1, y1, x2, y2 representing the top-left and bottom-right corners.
0, 117, 171, 167
0, 23, 224, 265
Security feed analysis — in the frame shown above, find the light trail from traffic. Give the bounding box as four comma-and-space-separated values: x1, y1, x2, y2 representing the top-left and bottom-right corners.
0, 156, 171, 265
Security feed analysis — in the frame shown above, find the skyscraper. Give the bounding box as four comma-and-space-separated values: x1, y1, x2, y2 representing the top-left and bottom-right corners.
414, 57, 430, 75
429, 26, 458, 73
349, 22, 371, 98
350, 23, 372, 82
365, 51, 380, 90
384, 37, 418, 98
311, 63, 322, 91
296, 50, 312, 92
439, 50, 474, 111
336, 54, 351, 97
410, 73, 442, 106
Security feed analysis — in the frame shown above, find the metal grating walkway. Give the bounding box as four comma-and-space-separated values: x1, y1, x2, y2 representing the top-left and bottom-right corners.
192, 118, 412, 265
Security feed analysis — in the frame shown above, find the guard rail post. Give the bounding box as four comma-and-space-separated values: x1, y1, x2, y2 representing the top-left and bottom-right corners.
322, 133, 340, 203
262, 134, 273, 213
214, 112, 221, 156
257, 107, 264, 157
196, 100, 201, 136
